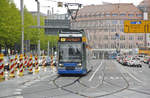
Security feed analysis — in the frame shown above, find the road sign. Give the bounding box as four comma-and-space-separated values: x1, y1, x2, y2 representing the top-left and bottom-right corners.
124, 20, 146, 33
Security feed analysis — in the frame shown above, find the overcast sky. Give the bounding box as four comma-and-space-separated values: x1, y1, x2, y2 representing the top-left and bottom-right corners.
13, 0, 143, 14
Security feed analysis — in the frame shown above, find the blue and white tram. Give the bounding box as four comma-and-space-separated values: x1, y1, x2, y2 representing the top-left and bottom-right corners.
57, 29, 88, 75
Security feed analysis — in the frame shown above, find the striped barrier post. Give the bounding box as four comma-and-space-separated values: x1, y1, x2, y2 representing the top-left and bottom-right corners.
19, 54, 24, 76
0, 54, 4, 80
24, 55, 28, 69
28, 54, 33, 74
50, 55, 54, 68
14, 54, 18, 71
35, 55, 39, 73
9, 56, 15, 78
42, 56, 46, 69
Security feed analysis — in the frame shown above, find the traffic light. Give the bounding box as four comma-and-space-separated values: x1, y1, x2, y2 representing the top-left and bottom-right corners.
58, 2, 63, 7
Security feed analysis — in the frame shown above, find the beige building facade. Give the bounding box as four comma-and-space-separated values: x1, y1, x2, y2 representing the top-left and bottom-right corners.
71, 3, 145, 58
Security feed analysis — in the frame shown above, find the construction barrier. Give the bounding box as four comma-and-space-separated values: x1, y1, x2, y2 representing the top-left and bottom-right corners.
0, 54, 4, 79
35, 55, 39, 73
28, 54, 33, 74
19, 54, 24, 76
42, 56, 46, 69
14, 54, 18, 71
24, 54, 28, 69
9, 56, 15, 78
50, 56, 54, 68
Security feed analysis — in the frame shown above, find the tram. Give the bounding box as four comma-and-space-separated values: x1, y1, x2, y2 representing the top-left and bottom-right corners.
57, 29, 88, 75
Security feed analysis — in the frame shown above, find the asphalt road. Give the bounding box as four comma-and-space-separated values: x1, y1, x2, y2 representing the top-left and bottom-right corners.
0, 59, 150, 98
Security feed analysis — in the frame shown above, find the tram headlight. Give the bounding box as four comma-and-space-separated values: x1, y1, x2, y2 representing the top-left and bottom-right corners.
77, 63, 82, 67
59, 63, 63, 67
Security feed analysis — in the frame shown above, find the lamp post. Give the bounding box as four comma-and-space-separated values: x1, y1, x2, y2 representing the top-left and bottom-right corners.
20, 0, 24, 54
35, 0, 41, 56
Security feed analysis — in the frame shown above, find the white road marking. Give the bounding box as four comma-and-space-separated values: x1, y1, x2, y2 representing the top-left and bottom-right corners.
114, 61, 142, 83
88, 61, 103, 81
15, 89, 22, 92
110, 77, 114, 79
116, 77, 119, 79
139, 70, 142, 72
24, 83, 31, 86
20, 85, 27, 88
16, 96, 23, 98
14, 92, 21, 95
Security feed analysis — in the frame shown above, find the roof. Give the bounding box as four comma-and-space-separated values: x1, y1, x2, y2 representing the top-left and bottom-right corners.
138, 0, 150, 7
78, 3, 142, 15
138, 0, 150, 12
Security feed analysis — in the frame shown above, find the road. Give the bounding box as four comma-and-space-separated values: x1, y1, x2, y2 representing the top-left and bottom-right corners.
0, 60, 150, 98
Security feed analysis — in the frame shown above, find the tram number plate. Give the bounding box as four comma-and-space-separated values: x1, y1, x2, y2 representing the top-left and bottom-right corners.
66, 67, 75, 70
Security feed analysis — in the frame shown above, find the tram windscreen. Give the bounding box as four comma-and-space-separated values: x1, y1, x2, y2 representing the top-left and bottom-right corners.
59, 43, 82, 62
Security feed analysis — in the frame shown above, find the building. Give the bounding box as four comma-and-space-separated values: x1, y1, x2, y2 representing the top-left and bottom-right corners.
71, 3, 144, 58
30, 11, 47, 17
138, 0, 150, 47
44, 14, 70, 35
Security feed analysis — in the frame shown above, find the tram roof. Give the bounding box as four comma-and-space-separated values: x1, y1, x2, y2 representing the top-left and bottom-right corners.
59, 29, 84, 34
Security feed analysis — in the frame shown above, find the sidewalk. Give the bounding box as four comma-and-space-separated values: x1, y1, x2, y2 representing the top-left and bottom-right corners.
0, 67, 57, 98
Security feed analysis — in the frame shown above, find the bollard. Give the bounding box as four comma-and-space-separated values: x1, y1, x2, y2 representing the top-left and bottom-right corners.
35, 55, 39, 73
24, 54, 28, 69
14, 54, 18, 71
50, 55, 54, 69
42, 56, 46, 69
19, 54, 24, 76
0, 54, 4, 80
9, 56, 15, 78
28, 54, 33, 74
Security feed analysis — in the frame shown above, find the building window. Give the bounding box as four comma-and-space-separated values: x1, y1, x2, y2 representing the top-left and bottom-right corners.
111, 35, 116, 40
128, 14, 134, 17
111, 44, 114, 48
104, 35, 108, 40
137, 36, 143, 40
112, 20, 118, 24
105, 44, 108, 48
120, 13, 126, 16
136, 14, 142, 17
120, 28, 124, 32
129, 44, 133, 49
104, 29, 108, 32
112, 14, 118, 16
106, 14, 110, 16
129, 36, 134, 40
120, 35, 125, 40
111, 29, 116, 32
120, 20, 124, 24
101, 14, 104, 17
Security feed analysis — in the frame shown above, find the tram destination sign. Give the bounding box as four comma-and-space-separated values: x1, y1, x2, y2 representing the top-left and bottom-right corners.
124, 20, 150, 33
59, 37, 82, 42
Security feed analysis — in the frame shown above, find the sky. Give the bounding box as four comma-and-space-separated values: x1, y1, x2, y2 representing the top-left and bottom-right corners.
13, 0, 143, 14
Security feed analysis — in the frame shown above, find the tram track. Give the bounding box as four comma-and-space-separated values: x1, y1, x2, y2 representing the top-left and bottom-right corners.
75, 60, 130, 98
52, 69, 92, 98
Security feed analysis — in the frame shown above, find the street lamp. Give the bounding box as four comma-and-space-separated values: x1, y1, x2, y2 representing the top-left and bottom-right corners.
20, 0, 24, 55
35, 0, 41, 56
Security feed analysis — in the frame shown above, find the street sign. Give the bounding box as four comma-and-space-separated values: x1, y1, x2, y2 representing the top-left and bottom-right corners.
124, 20, 146, 33
146, 20, 150, 33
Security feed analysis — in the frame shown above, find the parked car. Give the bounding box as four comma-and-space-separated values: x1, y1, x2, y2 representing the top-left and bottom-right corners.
127, 57, 141, 67
138, 55, 145, 62
122, 56, 129, 66
143, 56, 150, 64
